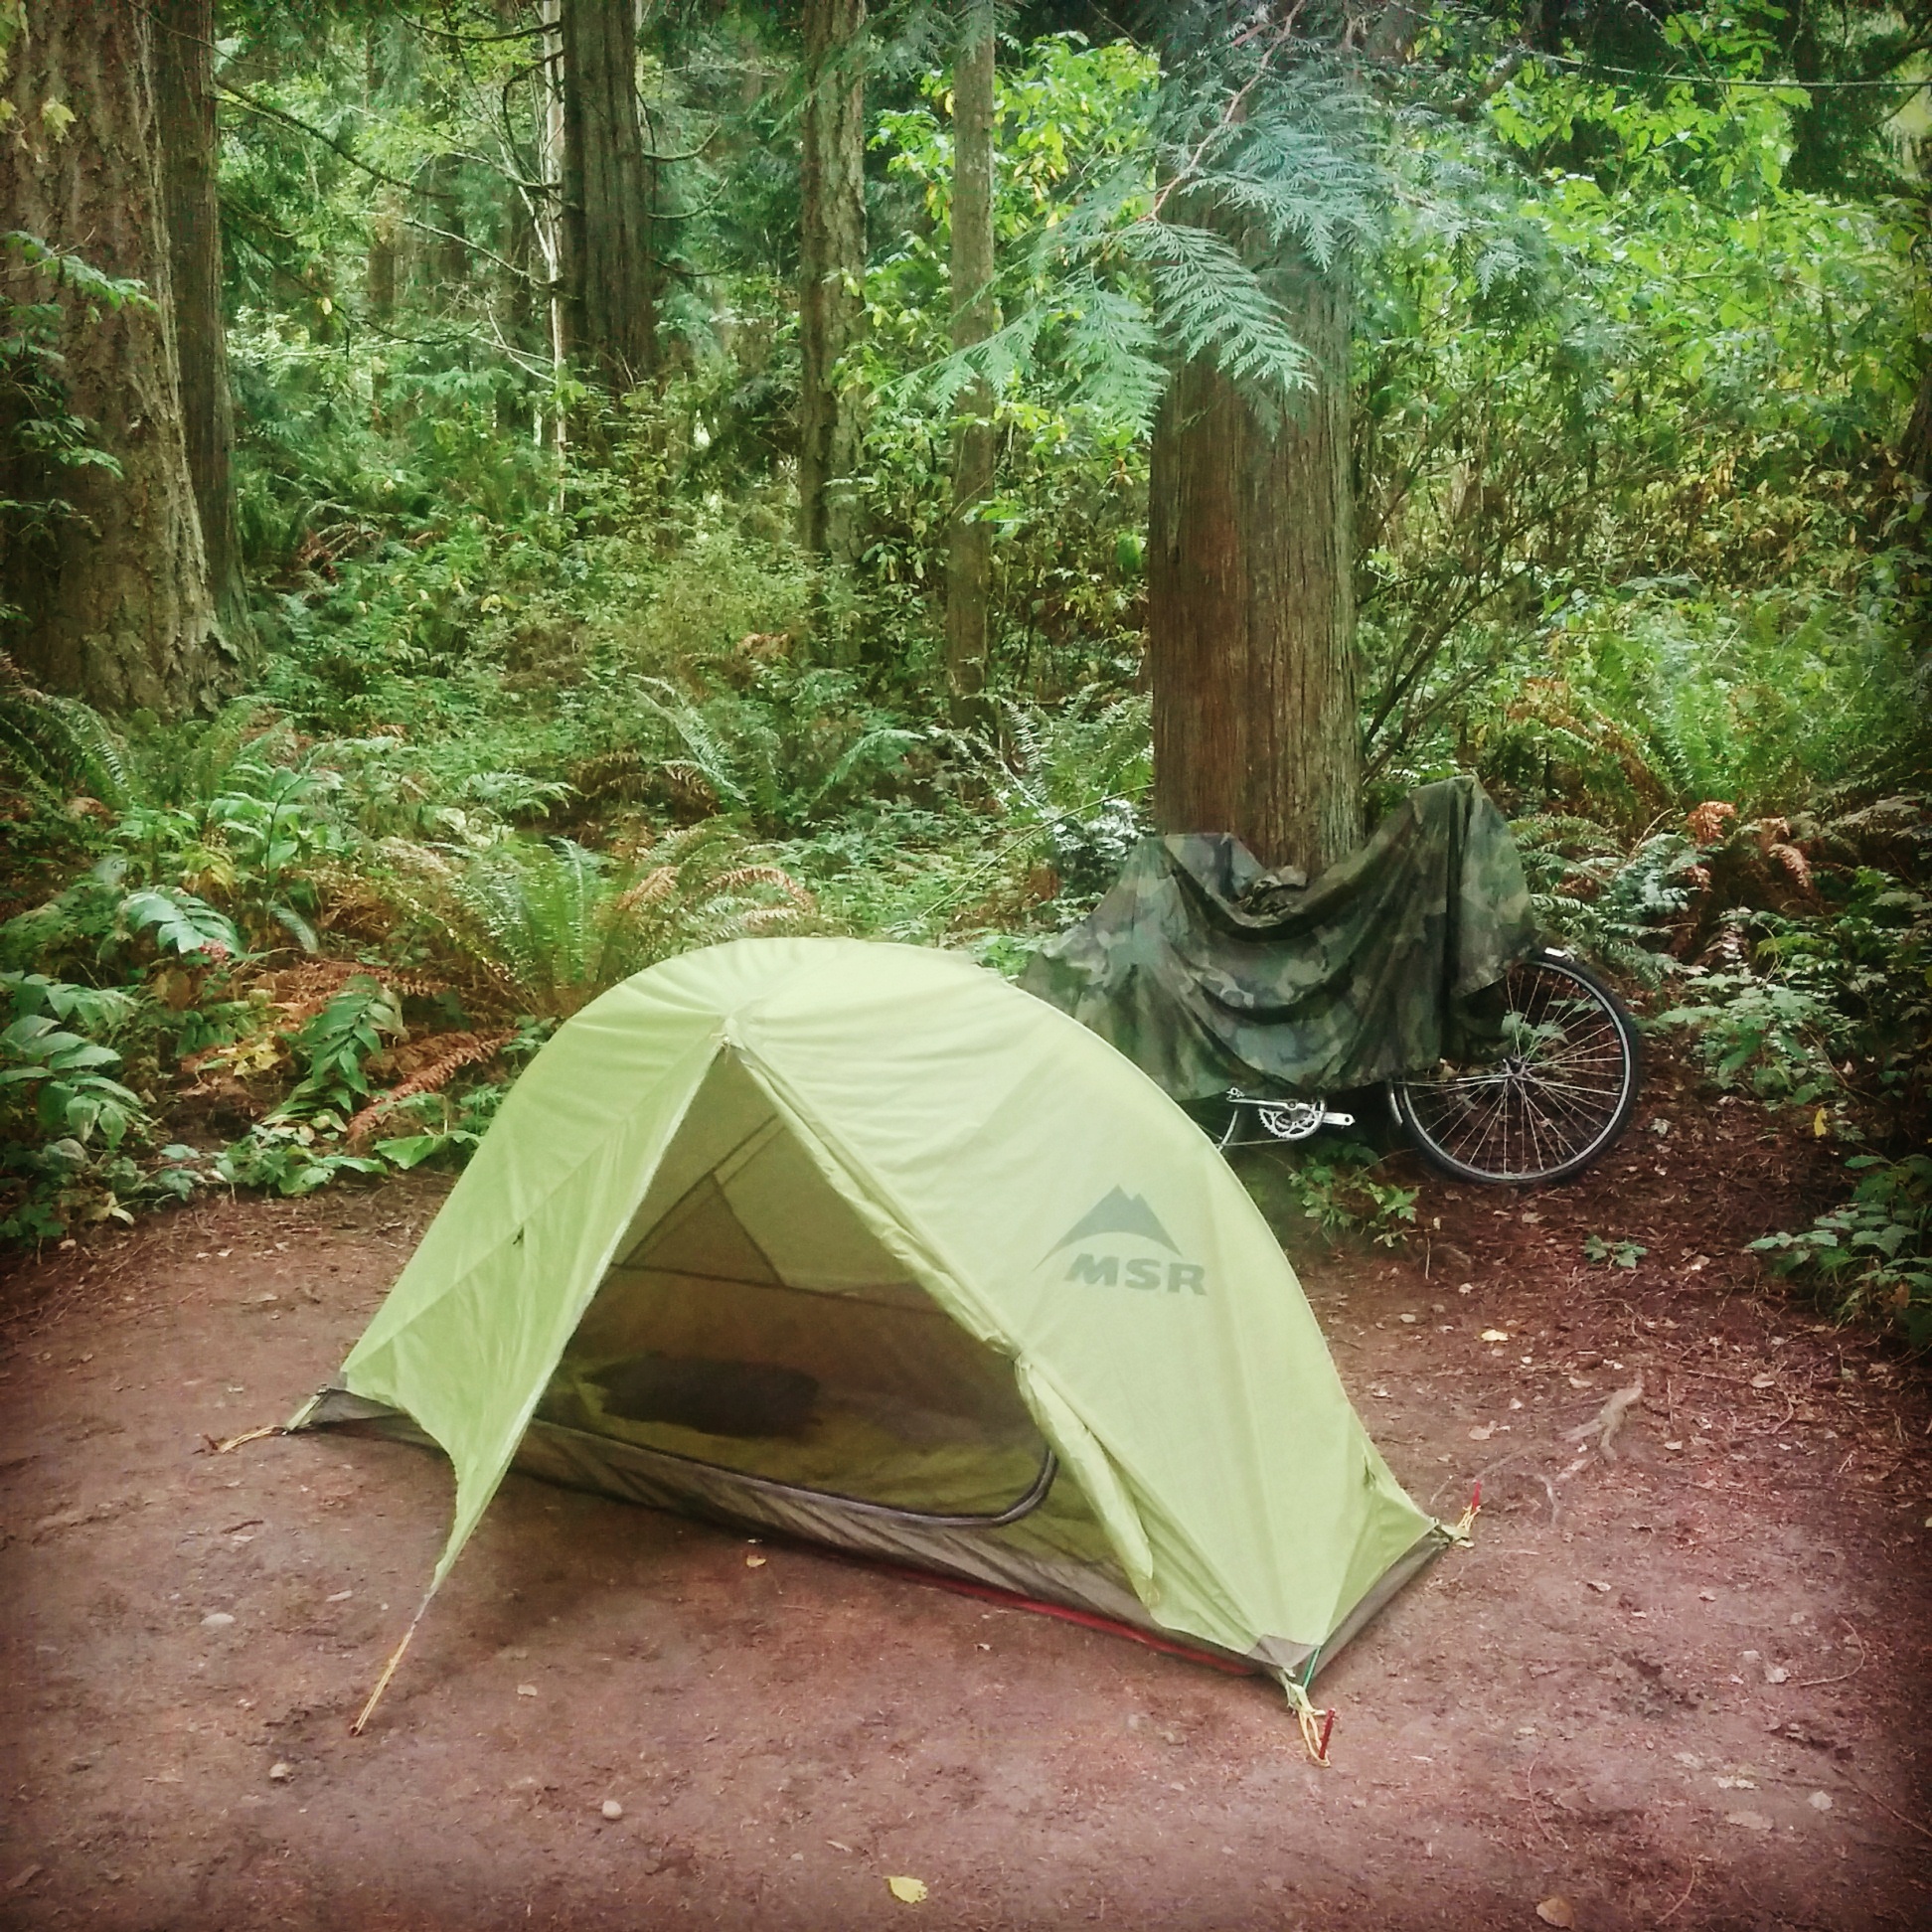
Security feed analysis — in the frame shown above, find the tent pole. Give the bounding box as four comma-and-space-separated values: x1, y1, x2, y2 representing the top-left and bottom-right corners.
351, 1581, 441, 1735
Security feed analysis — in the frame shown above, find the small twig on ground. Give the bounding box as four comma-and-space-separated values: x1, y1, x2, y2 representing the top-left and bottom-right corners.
1656, 1858, 1703, 1925
1523, 1749, 1568, 1850
1791, 1620, 1867, 1690
1834, 1771, 1932, 1844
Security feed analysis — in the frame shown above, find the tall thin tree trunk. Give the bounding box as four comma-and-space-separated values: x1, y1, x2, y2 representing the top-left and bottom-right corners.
944, 0, 997, 707
797, 0, 867, 561
0, 0, 227, 713
559, 0, 657, 396
1147, 253, 1362, 876
156, 0, 248, 646
535, 0, 569, 472
427, 145, 470, 294
364, 34, 399, 331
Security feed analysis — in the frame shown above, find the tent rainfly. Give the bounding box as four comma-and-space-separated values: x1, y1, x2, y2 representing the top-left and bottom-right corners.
291, 938, 1454, 1726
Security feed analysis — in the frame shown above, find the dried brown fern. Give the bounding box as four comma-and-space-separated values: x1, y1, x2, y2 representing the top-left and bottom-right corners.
345, 1029, 516, 1147
1688, 800, 1736, 846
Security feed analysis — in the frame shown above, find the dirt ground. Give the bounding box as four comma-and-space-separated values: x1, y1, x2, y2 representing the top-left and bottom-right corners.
4, 1050, 1930, 1932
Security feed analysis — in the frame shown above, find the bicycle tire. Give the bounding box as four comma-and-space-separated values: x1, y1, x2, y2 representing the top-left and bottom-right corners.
1389, 948, 1641, 1186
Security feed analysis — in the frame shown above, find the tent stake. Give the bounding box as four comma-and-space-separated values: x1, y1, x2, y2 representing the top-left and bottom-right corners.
351, 1584, 439, 1735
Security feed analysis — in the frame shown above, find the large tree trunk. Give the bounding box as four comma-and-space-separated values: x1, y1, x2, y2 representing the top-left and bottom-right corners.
0, 0, 228, 713
943, 0, 996, 706
797, 0, 867, 561
558, 0, 657, 396
1147, 254, 1362, 876
156, 0, 248, 646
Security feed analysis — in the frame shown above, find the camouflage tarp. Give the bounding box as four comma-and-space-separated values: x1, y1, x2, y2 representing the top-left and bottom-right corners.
1020, 776, 1537, 1102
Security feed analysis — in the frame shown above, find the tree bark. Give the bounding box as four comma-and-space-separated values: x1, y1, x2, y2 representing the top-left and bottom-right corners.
155, 0, 247, 645
0, 0, 228, 714
1147, 253, 1362, 875
797, 0, 867, 561
558, 0, 657, 396
1902, 357, 1932, 488
944, 0, 997, 706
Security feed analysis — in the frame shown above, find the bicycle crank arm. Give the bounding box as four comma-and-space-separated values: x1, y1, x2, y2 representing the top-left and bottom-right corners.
1220, 1091, 1354, 1146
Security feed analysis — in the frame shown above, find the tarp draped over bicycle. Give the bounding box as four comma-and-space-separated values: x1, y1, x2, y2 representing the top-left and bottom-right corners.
1020, 776, 1538, 1102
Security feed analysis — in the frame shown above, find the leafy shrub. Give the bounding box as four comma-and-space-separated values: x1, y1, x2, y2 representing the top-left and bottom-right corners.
0, 971, 159, 1243
1, 973, 146, 1150
215, 1123, 386, 1199
269, 976, 404, 1123
1751, 1155, 1932, 1347
1654, 971, 1847, 1107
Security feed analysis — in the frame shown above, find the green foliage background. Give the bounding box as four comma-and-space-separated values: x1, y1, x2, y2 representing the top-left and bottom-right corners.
2, 1, 1928, 1333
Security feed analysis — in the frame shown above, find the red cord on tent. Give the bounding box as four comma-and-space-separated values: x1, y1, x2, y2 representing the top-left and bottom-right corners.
855, 1557, 1261, 1678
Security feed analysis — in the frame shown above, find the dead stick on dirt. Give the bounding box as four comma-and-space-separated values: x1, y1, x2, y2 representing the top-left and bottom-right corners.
205, 1423, 282, 1455
1523, 1750, 1567, 1851
1656, 1858, 1703, 1925
1563, 1378, 1644, 1462
1833, 1772, 1932, 1845
1792, 1621, 1866, 1690
351, 1585, 440, 1736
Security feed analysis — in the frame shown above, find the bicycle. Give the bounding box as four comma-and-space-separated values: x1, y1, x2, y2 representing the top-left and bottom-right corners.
1216, 946, 1641, 1187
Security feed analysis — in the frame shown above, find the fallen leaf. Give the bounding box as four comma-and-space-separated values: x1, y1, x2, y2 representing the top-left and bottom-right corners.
1536, 1898, 1575, 1928
1481, 1329, 1510, 1343
1808, 1791, 1834, 1813
1697, 1590, 1715, 1601
517, 1684, 538, 1697
1763, 1665, 1789, 1686
325, 1589, 352, 1603
745, 1553, 767, 1568
1399, 1312, 1418, 1324
201, 1612, 235, 1630
1750, 1372, 1777, 1389
1585, 1580, 1611, 1593
1725, 1811, 1773, 1833
886, 1875, 928, 1904
268, 1762, 292, 1782
1468, 1424, 1495, 1441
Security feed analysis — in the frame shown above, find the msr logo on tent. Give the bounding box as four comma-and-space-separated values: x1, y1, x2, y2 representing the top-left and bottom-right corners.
1047, 1187, 1208, 1297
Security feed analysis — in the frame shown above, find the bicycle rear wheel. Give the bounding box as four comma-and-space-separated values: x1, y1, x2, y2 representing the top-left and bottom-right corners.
1389, 948, 1640, 1185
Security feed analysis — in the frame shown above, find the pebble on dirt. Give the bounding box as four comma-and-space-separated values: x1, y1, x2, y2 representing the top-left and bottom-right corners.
600, 1800, 623, 1821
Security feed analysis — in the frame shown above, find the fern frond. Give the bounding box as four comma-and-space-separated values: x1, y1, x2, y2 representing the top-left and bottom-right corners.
0, 650, 134, 809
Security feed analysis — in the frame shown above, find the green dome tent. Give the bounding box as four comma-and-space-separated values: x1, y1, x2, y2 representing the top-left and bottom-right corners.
293, 938, 1451, 1720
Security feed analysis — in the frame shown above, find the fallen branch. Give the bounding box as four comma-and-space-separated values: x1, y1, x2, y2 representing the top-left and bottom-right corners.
1563, 1378, 1645, 1462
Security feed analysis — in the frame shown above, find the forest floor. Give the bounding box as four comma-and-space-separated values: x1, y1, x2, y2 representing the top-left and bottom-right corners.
2, 1048, 1930, 1932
